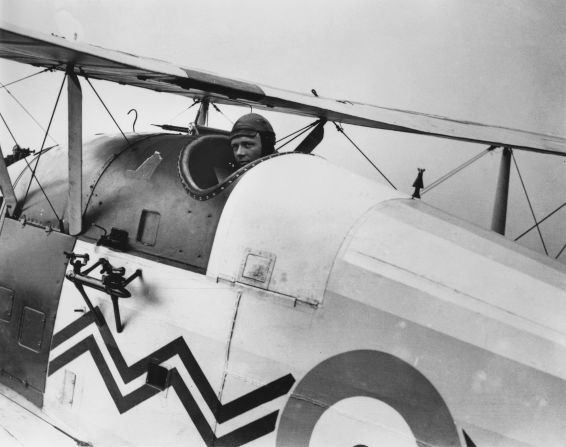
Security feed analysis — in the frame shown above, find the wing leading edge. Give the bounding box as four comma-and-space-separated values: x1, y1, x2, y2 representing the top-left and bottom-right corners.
0, 21, 564, 156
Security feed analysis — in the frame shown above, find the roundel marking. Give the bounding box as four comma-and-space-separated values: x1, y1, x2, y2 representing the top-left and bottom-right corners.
276, 350, 461, 447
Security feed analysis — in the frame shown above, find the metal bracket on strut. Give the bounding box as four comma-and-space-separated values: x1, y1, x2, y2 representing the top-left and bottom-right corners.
64, 252, 142, 333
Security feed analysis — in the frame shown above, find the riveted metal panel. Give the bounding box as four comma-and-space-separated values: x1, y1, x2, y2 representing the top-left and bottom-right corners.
9, 133, 240, 272
80, 134, 236, 271
0, 217, 75, 406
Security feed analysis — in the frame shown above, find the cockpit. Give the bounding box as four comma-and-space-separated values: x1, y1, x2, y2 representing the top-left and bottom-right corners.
7, 121, 323, 276
178, 134, 282, 201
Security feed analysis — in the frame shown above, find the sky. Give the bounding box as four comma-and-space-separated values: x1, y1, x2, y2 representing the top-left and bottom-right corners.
0, 0, 565, 261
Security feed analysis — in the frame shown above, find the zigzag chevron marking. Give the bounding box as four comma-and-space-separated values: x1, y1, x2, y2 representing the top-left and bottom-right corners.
50, 335, 161, 413
48, 309, 294, 446
49, 335, 278, 446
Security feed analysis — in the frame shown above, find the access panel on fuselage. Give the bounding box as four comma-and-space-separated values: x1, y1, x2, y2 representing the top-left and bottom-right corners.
0, 217, 75, 406
80, 134, 236, 272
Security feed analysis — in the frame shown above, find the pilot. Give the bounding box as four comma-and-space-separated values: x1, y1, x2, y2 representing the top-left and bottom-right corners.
230, 113, 276, 168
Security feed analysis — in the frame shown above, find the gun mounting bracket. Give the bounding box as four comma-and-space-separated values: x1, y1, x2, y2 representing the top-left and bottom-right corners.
64, 252, 142, 333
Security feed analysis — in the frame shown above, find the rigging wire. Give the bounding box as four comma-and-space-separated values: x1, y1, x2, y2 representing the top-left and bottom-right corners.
511, 151, 548, 255
211, 102, 234, 125
12, 145, 58, 188
555, 242, 566, 260
514, 201, 566, 242
84, 77, 129, 144
0, 80, 58, 145
0, 110, 20, 147
21, 73, 66, 220
276, 121, 318, 144
22, 157, 62, 223
333, 122, 397, 190
276, 121, 319, 151
1, 67, 57, 89
421, 146, 496, 195
167, 99, 199, 123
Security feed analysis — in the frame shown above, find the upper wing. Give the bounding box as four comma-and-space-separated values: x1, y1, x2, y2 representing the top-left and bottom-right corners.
1, 21, 564, 156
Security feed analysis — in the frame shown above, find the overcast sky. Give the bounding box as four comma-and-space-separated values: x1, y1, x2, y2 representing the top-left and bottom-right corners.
1, 0, 565, 261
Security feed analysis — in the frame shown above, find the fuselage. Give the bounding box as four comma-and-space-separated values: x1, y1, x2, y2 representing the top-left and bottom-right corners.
0, 132, 564, 446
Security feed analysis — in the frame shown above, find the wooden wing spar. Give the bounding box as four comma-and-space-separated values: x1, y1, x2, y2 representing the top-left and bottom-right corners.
1, 21, 565, 156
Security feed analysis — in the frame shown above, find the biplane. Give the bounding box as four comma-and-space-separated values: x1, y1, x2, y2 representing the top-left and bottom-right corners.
0, 21, 565, 447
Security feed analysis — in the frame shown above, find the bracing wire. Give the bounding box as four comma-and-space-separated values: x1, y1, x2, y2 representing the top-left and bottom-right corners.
12, 145, 58, 188
333, 122, 397, 190
0, 110, 20, 147
167, 99, 199, 123
556, 242, 566, 260
514, 202, 566, 242
211, 102, 234, 125
276, 121, 318, 144
20, 73, 67, 221
22, 157, 62, 222
84, 77, 129, 144
276, 121, 319, 151
422, 146, 496, 195
1, 67, 56, 89
0, 80, 58, 145
511, 151, 548, 255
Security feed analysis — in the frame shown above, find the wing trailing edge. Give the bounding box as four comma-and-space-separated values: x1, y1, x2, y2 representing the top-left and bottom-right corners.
0, 21, 564, 155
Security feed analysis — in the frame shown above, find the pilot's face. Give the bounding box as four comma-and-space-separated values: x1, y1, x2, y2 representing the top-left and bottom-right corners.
231, 133, 263, 168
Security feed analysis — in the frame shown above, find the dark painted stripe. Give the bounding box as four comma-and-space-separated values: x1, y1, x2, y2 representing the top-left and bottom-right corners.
51, 311, 96, 349
214, 412, 279, 447
49, 335, 161, 413
48, 308, 295, 445
169, 369, 279, 447
217, 374, 295, 423
169, 368, 215, 445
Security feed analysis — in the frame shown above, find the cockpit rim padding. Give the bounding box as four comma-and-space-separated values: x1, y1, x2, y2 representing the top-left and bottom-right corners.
178, 135, 296, 201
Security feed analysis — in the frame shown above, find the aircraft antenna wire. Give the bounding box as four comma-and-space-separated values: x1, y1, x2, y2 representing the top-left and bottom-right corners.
21, 73, 66, 224
511, 151, 548, 256
0, 80, 58, 145
85, 77, 130, 144
0, 110, 20, 147
422, 146, 496, 195
514, 201, 566, 242
334, 122, 397, 190
276, 121, 319, 151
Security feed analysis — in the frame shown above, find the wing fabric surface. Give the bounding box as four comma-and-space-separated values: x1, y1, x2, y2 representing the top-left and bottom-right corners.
1, 21, 564, 155
0, 389, 79, 446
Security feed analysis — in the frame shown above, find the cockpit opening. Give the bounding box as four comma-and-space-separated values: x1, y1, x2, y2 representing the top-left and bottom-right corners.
177, 134, 285, 201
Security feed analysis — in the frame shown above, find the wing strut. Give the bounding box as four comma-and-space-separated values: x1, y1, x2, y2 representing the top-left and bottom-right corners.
491, 147, 511, 235
0, 145, 16, 216
195, 99, 209, 126
67, 69, 82, 236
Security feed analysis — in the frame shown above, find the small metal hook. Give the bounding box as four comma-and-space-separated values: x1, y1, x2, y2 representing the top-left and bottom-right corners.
127, 108, 138, 133
91, 223, 107, 236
